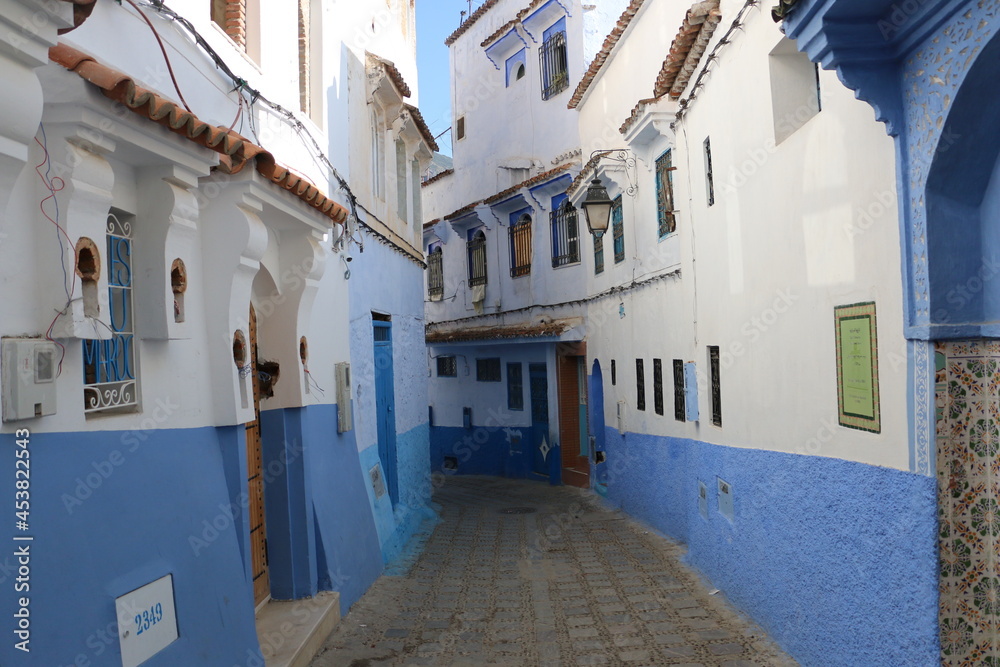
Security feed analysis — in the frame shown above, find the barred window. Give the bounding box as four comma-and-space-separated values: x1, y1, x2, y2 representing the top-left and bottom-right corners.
704, 137, 715, 207
636, 359, 645, 411
507, 362, 523, 410
539, 26, 568, 100
437, 355, 457, 378
656, 150, 676, 237
509, 214, 532, 278
427, 246, 443, 299
468, 229, 487, 286
673, 359, 686, 421
83, 212, 139, 415
612, 196, 625, 264
476, 358, 501, 382
653, 359, 664, 416
551, 200, 580, 267
709, 346, 722, 426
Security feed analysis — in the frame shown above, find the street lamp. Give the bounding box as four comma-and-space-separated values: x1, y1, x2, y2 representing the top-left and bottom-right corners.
581, 178, 612, 239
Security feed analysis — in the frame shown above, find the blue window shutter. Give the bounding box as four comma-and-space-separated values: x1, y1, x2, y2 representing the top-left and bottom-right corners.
685, 362, 699, 423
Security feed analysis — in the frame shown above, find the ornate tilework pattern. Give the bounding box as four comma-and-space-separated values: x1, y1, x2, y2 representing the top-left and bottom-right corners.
937, 340, 1000, 664
914, 339, 933, 476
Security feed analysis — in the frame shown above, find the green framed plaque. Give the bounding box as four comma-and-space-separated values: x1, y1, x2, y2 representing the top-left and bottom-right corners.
835, 302, 880, 433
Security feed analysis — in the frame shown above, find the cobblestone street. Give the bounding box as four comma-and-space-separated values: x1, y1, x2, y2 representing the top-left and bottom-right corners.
310, 477, 796, 667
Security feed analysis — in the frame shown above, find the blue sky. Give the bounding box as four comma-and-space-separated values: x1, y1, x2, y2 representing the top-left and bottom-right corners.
417, 1, 480, 156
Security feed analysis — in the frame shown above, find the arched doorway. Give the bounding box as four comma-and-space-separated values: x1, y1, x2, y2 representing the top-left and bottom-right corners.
589, 360, 607, 496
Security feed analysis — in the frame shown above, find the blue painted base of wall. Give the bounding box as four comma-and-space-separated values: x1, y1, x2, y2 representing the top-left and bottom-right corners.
429, 425, 538, 478
603, 429, 938, 666
0, 427, 260, 667
360, 423, 436, 566
295, 405, 384, 615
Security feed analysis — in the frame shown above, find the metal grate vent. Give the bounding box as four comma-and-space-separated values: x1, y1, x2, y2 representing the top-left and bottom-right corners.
498, 507, 537, 515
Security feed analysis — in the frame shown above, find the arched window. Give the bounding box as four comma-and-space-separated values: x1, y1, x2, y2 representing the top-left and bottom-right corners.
467, 229, 488, 286
427, 246, 444, 299
509, 214, 533, 277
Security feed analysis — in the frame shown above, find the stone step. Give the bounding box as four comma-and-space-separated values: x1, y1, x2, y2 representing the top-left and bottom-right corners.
256, 591, 340, 667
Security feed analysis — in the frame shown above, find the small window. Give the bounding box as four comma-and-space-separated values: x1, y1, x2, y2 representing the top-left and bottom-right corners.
507, 362, 523, 410
456, 116, 466, 141
539, 19, 569, 100
83, 212, 139, 415
653, 359, 664, 416
612, 196, 624, 264
509, 214, 533, 278
506, 49, 527, 87
673, 359, 686, 421
655, 150, 676, 237
468, 229, 487, 286
709, 346, 722, 426
704, 137, 715, 207
635, 359, 645, 411
437, 355, 457, 378
427, 245, 444, 299
551, 198, 580, 267
477, 358, 501, 382
611, 359, 616, 386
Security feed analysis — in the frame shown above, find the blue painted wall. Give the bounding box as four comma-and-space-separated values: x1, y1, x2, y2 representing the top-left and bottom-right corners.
0, 427, 259, 666
297, 404, 384, 614
603, 428, 938, 667
429, 424, 537, 479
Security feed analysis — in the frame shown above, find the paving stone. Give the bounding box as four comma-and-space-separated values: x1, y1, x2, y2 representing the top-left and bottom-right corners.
709, 642, 747, 656
309, 477, 795, 667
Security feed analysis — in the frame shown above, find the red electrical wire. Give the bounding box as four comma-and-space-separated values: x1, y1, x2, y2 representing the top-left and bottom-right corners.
34, 136, 73, 375
123, 0, 193, 113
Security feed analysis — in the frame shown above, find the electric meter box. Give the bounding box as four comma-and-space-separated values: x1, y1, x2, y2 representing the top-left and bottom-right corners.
2, 338, 58, 422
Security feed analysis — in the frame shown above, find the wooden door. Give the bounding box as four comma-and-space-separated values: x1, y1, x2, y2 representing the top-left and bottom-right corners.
558, 354, 590, 489
246, 304, 270, 608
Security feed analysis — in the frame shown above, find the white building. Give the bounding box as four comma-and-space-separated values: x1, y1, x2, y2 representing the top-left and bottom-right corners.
422, 0, 630, 489
423, 0, 937, 663
567, 0, 935, 664
0, 0, 433, 664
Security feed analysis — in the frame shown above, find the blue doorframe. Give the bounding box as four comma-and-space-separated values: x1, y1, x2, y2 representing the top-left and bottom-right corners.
373, 321, 398, 505
589, 360, 607, 496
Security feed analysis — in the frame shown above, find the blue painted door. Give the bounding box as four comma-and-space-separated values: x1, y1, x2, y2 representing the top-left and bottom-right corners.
589, 360, 607, 495
373, 322, 398, 505
529, 363, 550, 476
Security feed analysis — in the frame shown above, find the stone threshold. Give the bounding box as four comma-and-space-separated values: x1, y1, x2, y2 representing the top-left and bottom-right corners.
256, 591, 340, 667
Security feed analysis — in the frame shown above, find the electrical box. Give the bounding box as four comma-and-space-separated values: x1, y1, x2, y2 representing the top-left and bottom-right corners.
335, 362, 353, 433
717, 477, 734, 522
2, 338, 58, 422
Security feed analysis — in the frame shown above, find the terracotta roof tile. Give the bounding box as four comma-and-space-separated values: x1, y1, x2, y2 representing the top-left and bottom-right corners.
481, 17, 521, 48
369, 53, 412, 99
567, 0, 648, 110
426, 319, 577, 344
404, 103, 440, 153
422, 169, 454, 187
423, 218, 442, 229
446, 0, 502, 46
443, 200, 484, 222
442, 162, 576, 221
653, 1, 723, 99
51, 43, 348, 225
619, 96, 663, 135
483, 163, 574, 205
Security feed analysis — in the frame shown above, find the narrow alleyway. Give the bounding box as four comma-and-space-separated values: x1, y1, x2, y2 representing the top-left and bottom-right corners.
310, 477, 796, 666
